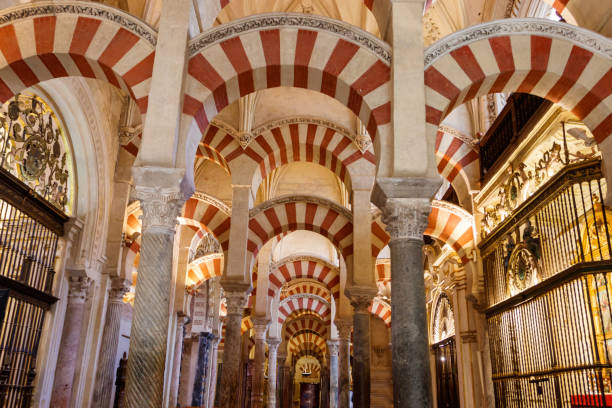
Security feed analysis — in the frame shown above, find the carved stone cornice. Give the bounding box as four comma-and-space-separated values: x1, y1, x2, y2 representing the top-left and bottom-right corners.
188, 13, 391, 64
425, 18, 612, 68
326, 339, 339, 356
0, 2, 157, 46
382, 198, 431, 242
250, 195, 351, 220
67, 276, 92, 304
109, 278, 130, 303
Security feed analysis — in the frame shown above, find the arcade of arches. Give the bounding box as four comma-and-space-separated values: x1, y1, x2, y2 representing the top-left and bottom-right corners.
0, 0, 609, 407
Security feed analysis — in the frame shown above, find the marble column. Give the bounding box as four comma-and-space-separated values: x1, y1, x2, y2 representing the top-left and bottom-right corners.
206, 335, 221, 408
277, 351, 289, 408
169, 314, 188, 408
267, 338, 281, 408
336, 319, 352, 408
192, 332, 214, 406
124, 167, 185, 408
251, 318, 269, 408
327, 339, 340, 408
50, 274, 92, 407
382, 198, 433, 407
218, 286, 249, 408
92, 277, 130, 408
347, 290, 375, 408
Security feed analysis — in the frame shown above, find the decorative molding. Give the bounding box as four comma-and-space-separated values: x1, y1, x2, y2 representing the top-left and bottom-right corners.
272, 255, 338, 274
250, 195, 352, 220
189, 13, 391, 64
0, 1, 157, 46
118, 124, 143, 147
281, 293, 330, 308
382, 198, 431, 242
425, 18, 612, 68
191, 192, 231, 215
438, 125, 478, 150
432, 199, 472, 222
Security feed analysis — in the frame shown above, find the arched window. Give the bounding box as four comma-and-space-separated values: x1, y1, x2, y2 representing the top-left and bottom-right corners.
432, 293, 455, 344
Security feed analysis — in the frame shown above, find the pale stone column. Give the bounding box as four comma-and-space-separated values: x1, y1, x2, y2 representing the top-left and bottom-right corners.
381, 197, 433, 407
277, 350, 289, 408
218, 286, 250, 408
336, 319, 352, 408
192, 332, 214, 406
346, 290, 375, 408
124, 167, 186, 408
267, 338, 281, 408
50, 273, 92, 407
327, 339, 340, 408
92, 278, 130, 408
169, 314, 188, 408
206, 335, 221, 408
251, 317, 269, 408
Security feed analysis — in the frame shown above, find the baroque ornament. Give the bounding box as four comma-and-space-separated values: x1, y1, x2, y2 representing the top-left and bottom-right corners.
0, 94, 73, 214
382, 199, 431, 241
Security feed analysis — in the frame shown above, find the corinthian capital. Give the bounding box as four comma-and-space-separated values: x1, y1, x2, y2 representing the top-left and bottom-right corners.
132, 166, 187, 234
222, 283, 251, 316
67, 275, 92, 304
109, 278, 131, 303
382, 198, 431, 242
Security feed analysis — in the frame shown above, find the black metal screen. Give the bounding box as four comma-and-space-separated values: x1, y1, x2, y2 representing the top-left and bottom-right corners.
0, 195, 61, 406
433, 337, 459, 408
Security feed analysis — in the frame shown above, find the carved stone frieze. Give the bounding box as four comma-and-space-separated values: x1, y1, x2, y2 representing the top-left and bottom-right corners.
425, 18, 612, 68
382, 198, 431, 242
188, 13, 391, 64
0, 2, 157, 46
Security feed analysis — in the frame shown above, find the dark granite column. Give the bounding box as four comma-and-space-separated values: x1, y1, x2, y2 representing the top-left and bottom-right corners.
382, 198, 432, 407
92, 278, 130, 408
218, 286, 249, 408
346, 290, 375, 408
124, 167, 185, 408
327, 339, 339, 408
192, 332, 214, 406
336, 319, 352, 408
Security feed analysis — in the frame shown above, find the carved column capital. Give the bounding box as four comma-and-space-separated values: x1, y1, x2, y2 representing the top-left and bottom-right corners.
267, 337, 281, 352
132, 166, 187, 234
327, 339, 340, 356
223, 288, 250, 316
345, 286, 376, 314
381, 198, 431, 242
67, 275, 92, 304
335, 319, 353, 340
109, 278, 131, 303
253, 317, 270, 341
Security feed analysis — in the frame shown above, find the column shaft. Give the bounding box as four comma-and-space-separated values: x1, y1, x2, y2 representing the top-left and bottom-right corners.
192, 332, 214, 406
50, 275, 92, 407
251, 320, 268, 408
383, 198, 432, 407
169, 315, 187, 408
267, 339, 281, 408
351, 302, 373, 408
327, 340, 339, 408
206, 337, 220, 408
124, 168, 185, 408
92, 278, 129, 408
337, 320, 352, 408
218, 289, 248, 408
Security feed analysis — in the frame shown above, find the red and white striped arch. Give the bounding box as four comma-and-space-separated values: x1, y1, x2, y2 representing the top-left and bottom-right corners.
289, 332, 327, 354
371, 216, 390, 258
283, 281, 333, 304
247, 197, 354, 267
187, 255, 223, 287
196, 142, 231, 174
278, 296, 331, 325
284, 317, 329, 341
241, 315, 253, 335
369, 297, 391, 327
375, 259, 390, 283
269, 257, 340, 300
182, 14, 391, 176
425, 200, 474, 263
0, 3, 156, 112
181, 196, 232, 253
435, 127, 479, 199
425, 19, 612, 156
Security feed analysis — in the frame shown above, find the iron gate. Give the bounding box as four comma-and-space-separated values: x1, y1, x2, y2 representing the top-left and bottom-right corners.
433, 337, 459, 408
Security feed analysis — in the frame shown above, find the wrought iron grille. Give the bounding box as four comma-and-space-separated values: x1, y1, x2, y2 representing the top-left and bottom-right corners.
0, 170, 63, 407
433, 337, 459, 408
480, 159, 608, 307
488, 269, 612, 407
